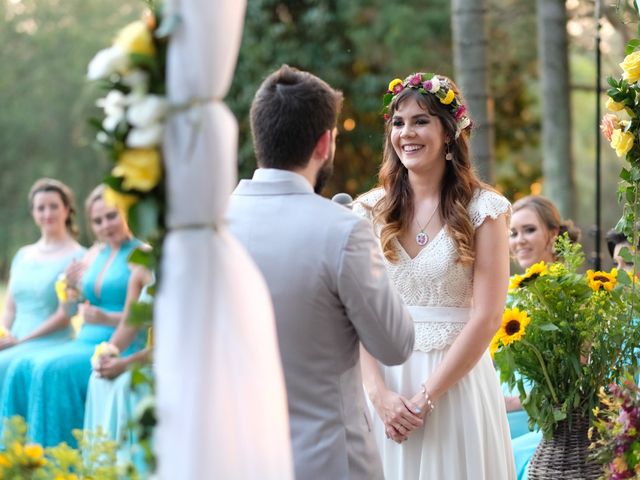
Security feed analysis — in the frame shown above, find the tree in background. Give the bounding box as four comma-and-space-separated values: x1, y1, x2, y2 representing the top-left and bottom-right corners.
452, 0, 495, 183
536, 0, 576, 218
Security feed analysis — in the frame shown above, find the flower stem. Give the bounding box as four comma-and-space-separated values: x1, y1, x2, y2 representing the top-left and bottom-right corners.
522, 339, 559, 404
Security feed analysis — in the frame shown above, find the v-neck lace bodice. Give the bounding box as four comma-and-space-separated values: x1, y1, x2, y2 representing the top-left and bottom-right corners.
353, 187, 510, 351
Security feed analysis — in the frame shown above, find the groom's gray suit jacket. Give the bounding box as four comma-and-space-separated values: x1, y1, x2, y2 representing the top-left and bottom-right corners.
227, 169, 414, 480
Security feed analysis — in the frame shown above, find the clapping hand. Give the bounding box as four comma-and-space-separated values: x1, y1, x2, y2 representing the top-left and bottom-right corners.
64, 259, 84, 289
373, 389, 423, 444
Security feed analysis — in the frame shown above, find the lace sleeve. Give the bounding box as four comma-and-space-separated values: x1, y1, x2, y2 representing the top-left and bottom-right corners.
469, 189, 511, 229
352, 188, 385, 222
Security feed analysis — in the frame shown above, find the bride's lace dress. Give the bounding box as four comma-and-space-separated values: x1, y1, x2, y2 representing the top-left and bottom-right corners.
353, 188, 516, 480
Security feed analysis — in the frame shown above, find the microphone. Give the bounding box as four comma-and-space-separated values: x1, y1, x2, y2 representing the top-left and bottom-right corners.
331, 192, 353, 209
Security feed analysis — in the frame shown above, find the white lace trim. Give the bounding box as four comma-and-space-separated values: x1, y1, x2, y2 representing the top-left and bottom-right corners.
414, 322, 466, 352
354, 188, 511, 350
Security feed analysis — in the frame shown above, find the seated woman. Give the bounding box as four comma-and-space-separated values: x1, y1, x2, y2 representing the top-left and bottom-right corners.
506, 195, 580, 479
1, 185, 141, 447
83, 264, 152, 466
0, 179, 85, 394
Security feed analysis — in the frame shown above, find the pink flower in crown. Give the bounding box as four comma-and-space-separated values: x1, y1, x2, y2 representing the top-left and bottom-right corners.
455, 104, 467, 120
392, 83, 404, 95
408, 73, 422, 86
422, 80, 432, 92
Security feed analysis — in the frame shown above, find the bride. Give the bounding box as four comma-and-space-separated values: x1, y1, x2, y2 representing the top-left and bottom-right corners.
353, 73, 516, 479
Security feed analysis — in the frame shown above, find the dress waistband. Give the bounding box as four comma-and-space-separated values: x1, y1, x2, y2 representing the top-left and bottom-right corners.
407, 306, 470, 323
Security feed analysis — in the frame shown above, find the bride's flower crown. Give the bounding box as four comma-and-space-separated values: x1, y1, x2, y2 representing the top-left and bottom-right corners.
383, 72, 472, 138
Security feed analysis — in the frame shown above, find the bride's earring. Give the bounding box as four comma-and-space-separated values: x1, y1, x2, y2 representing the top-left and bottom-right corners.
445, 141, 453, 161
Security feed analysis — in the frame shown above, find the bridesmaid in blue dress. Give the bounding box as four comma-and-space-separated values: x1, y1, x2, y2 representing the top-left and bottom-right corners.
1, 184, 141, 447
0, 178, 85, 394
84, 265, 153, 467
506, 195, 581, 479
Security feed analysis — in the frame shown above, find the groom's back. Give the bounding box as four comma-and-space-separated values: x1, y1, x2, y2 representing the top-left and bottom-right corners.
227, 178, 412, 480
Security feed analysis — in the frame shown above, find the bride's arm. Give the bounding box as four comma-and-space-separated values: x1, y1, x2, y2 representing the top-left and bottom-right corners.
410, 214, 509, 408
361, 345, 423, 443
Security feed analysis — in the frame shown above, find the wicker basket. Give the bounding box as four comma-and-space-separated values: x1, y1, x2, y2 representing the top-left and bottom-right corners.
527, 412, 602, 480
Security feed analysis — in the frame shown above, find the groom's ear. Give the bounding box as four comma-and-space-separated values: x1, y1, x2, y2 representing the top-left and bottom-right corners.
310, 130, 332, 165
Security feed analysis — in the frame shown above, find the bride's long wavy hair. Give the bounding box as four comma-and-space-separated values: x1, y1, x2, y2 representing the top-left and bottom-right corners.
371, 76, 488, 264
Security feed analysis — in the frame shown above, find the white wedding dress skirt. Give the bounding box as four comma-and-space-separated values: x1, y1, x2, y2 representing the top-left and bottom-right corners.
370, 346, 516, 480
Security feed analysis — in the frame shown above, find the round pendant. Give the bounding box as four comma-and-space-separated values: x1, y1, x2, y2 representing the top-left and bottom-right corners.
416, 232, 429, 246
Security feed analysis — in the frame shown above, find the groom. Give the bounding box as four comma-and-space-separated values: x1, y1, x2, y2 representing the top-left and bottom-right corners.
226, 65, 415, 480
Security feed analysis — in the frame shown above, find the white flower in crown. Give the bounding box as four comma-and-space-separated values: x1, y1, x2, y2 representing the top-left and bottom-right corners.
455, 116, 472, 138
87, 46, 128, 81
127, 123, 164, 148
127, 95, 169, 128
427, 76, 441, 93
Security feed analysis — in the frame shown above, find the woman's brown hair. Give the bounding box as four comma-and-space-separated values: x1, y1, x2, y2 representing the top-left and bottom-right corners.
372, 76, 488, 264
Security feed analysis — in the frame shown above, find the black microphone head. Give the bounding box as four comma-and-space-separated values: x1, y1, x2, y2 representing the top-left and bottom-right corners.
331, 192, 353, 209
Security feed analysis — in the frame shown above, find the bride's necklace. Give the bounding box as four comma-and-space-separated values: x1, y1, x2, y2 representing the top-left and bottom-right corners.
414, 201, 440, 246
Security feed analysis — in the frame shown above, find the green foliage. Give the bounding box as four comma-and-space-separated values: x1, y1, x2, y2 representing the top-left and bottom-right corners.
494, 236, 640, 438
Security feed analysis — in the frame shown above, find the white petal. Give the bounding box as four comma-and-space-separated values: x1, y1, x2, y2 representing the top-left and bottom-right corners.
102, 113, 125, 132
87, 46, 128, 80
126, 95, 169, 128
126, 123, 164, 148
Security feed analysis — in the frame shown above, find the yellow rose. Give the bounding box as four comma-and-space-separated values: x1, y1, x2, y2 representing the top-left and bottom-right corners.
440, 89, 455, 105
606, 97, 625, 112
620, 51, 640, 84
114, 21, 155, 56
610, 129, 634, 157
0, 453, 10, 468
104, 186, 138, 214
24, 444, 44, 461
388, 78, 403, 93
112, 148, 162, 192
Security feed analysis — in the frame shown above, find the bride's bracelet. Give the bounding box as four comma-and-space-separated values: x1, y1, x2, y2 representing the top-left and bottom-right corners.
420, 384, 435, 414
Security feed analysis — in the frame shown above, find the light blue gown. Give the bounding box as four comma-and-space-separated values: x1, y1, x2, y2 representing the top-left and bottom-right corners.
1, 239, 140, 448
0, 246, 84, 396
83, 283, 151, 467
501, 374, 542, 479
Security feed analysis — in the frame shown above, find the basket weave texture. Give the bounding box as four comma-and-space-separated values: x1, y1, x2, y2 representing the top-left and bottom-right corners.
527, 412, 602, 480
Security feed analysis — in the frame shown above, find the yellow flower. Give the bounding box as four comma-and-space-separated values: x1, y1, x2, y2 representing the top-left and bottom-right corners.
388, 78, 403, 93
490, 335, 501, 358
498, 308, 531, 346
113, 21, 155, 56
0, 325, 7, 339
103, 186, 138, 214
112, 148, 162, 192
22, 443, 46, 466
55, 274, 68, 302
606, 97, 625, 112
146, 327, 154, 348
610, 129, 634, 158
587, 268, 618, 292
0, 453, 10, 468
440, 89, 455, 105
524, 260, 548, 278
508, 274, 524, 292
612, 455, 629, 473
620, 50, 640, 84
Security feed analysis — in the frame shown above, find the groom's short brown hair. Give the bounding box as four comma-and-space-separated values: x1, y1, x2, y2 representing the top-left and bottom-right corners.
250, 65, 343, 170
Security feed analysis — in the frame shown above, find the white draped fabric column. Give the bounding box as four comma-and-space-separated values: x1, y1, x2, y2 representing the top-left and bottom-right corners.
154, 1, 293, 478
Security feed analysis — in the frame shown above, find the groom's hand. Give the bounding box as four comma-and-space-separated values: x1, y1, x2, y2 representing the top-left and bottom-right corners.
373, 389, 423, 441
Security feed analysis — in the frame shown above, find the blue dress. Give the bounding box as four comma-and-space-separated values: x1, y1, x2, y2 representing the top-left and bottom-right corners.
0, 246, 85, 397
83, 282, 150, 465
1, 239, 140, 448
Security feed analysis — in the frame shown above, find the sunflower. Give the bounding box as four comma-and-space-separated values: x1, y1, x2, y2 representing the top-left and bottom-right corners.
587, 268, 618, 292
522, 261, 548, 282
498, 308, 531, 346
508, 274, 524, 292
490, 335, 501, 358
